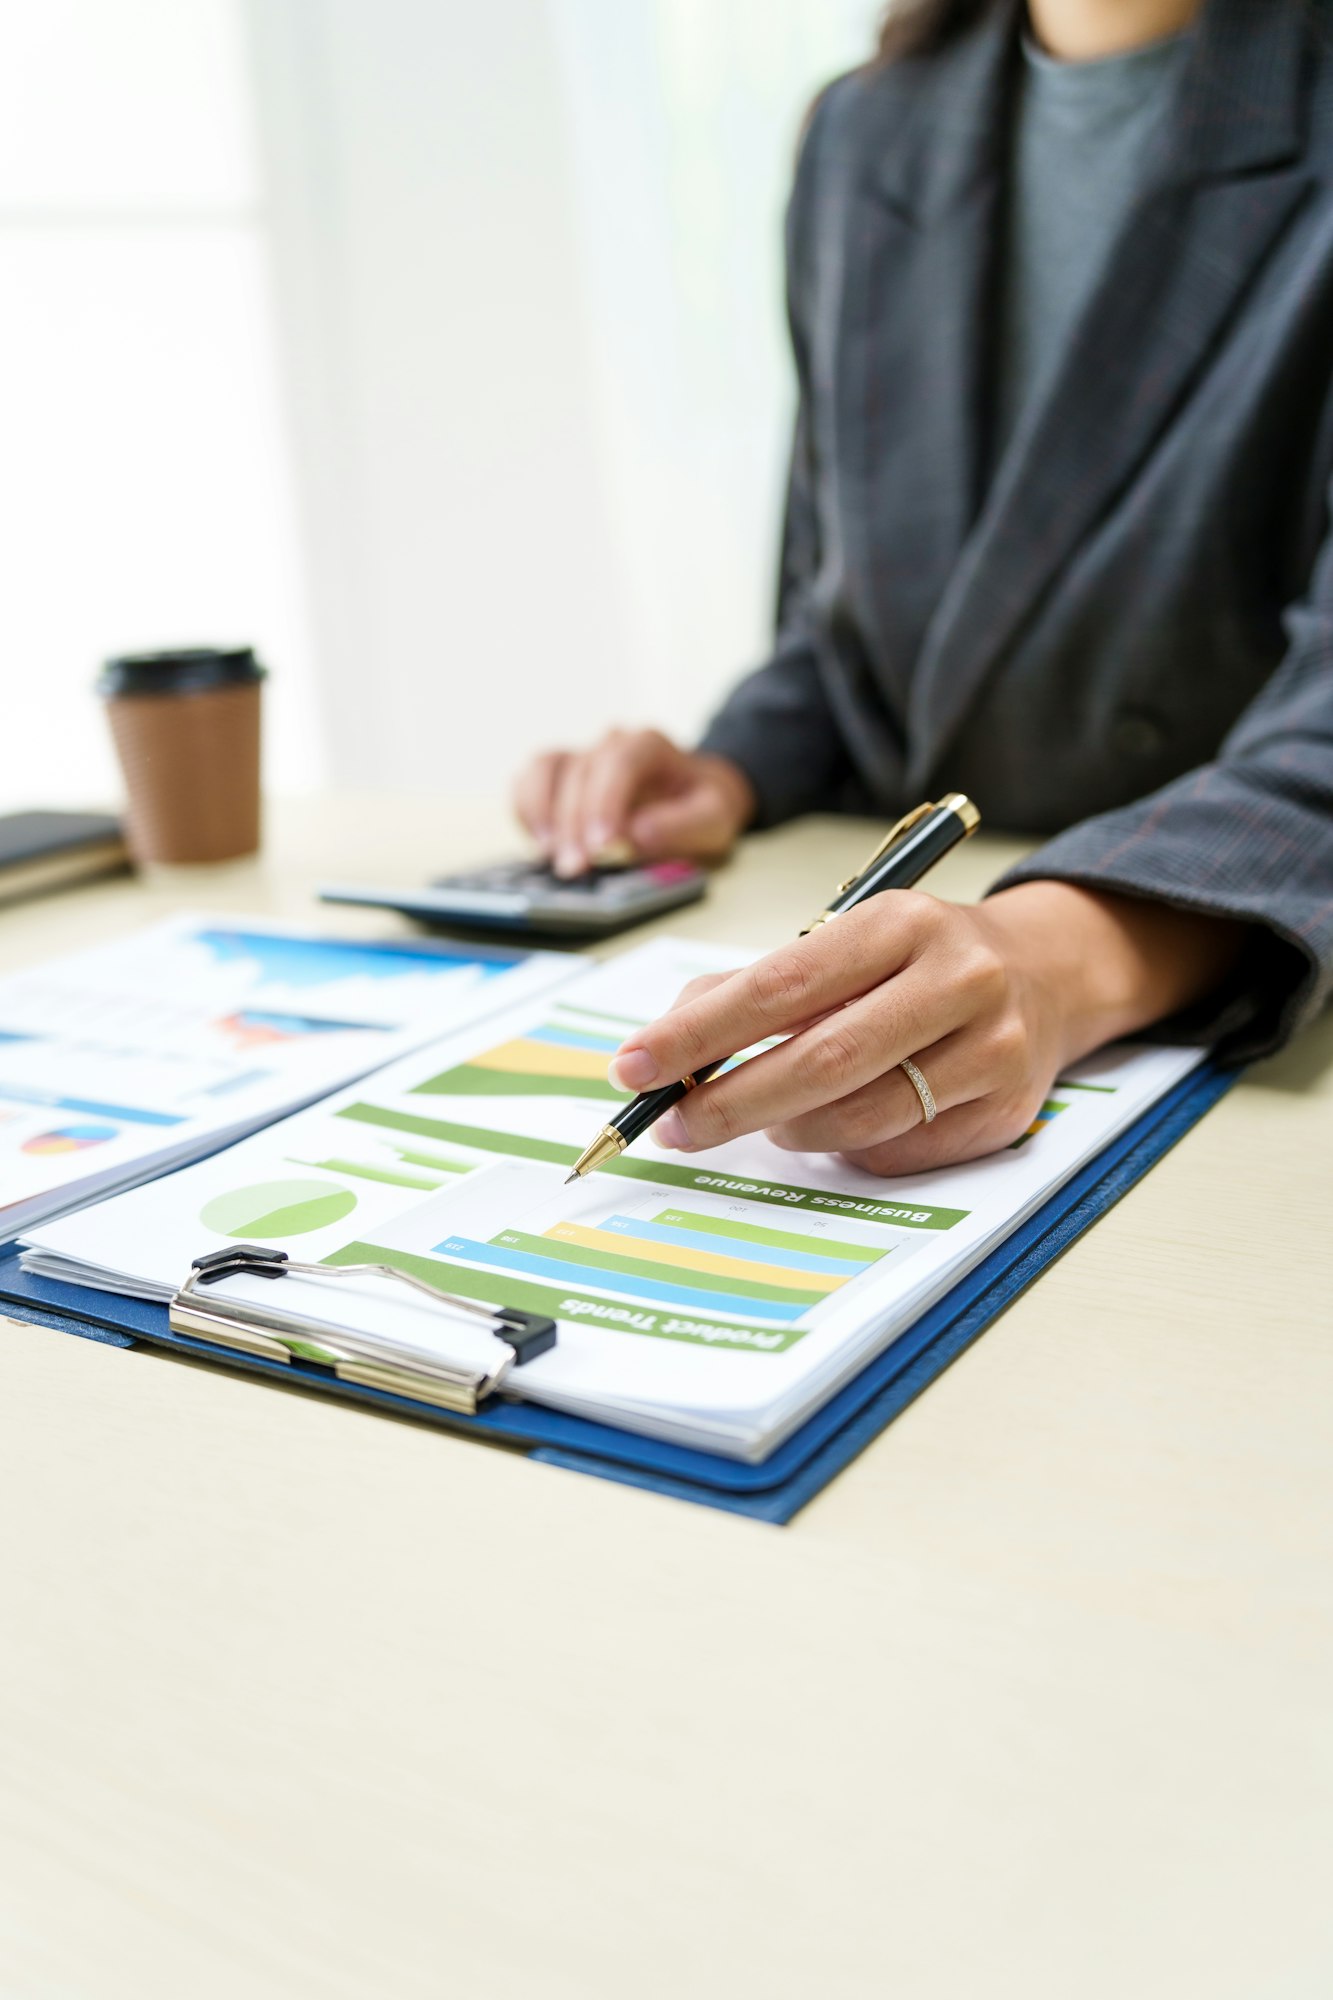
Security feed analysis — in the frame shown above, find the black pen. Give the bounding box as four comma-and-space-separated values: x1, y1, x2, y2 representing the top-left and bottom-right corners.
565, 792, 981, 1180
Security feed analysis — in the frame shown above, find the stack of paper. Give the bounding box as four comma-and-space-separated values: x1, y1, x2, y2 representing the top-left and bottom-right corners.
23, 938, 1203, 1462
0, 914, 572, 1242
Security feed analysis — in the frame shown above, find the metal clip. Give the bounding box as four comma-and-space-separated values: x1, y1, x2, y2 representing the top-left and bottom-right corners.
800, 802, 942, 933
834, 802, 938, 894
169, 1245, 557, 1415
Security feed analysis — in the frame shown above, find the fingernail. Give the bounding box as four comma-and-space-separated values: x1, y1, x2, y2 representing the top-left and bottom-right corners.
608, 1047, 656, 1091
653, 1109, 690, 1149
554, 845, 584, 879
587, 820, 611, 852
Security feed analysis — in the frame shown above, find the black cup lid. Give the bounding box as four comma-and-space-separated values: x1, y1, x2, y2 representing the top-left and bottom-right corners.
97, 647, 267, 698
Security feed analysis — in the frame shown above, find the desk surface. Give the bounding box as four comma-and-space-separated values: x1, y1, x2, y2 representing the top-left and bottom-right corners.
2, 796, 1330, 2000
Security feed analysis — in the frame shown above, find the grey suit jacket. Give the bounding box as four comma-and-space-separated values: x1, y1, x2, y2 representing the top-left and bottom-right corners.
699, 0, 1333, 1058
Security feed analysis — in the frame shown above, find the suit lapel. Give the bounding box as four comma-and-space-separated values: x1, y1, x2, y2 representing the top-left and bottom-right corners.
840, 4, 1018, 718
904, 0, 1314, 789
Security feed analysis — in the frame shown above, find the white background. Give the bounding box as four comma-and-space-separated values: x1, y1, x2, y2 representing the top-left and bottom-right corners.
0, 0, 877, 816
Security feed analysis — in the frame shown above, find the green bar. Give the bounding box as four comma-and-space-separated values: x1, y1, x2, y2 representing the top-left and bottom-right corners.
652, 1207, 884, 1264
491, 1228, 825, 1308
338, 1102, 574, 1164
335, 1103, 969, 1225
303, 1156, 440, 1191
632, 1172, 966, 1229
1055, 1079, 1116, 1093
413, 1064, 626, 1102
552, 1003, 645, 1031
324, 1241, 799, 1354
393, 1147, 471, 1175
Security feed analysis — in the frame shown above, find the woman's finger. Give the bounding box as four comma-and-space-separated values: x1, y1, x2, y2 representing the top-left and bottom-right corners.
550, 755, 593, 877
582, 731, 675, 855
628, 787, 729, 860
838, 1081, 1050, 1179
666, 972, 731, 1013
763, 1027, 984, 1155
649, 960, 975, 1151
513, 751, 567, 851
610, 896, 936, 1092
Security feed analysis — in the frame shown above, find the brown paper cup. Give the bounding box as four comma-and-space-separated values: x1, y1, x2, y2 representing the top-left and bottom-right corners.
106, 681, 262, 864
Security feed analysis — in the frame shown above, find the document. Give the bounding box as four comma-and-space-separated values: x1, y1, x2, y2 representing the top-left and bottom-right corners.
25, 938, 1205, 1459
0, 915, 573, 1241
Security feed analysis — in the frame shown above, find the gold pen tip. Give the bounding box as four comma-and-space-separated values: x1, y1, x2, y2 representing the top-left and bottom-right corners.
566, 1126, 629, 1181
563, 1170, 581, 1185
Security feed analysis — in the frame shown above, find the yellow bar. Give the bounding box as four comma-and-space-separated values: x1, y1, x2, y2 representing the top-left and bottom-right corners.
546, 1221, 843, 1295
470, 1038, 611, 1081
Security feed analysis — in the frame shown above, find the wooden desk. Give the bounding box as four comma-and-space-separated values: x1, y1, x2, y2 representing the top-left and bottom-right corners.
2, 796, 1330, 2000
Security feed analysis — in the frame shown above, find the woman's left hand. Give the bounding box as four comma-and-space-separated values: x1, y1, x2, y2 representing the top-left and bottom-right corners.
606, 881, 1244, 1175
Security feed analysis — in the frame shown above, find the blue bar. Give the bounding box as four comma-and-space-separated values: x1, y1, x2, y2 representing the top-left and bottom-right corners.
601, 1214, 870, 1278
433, 1235, 807, 1324
0, 1084, 183, 1127
201, 1067, 271, 1098
528, 1024, 621, 1053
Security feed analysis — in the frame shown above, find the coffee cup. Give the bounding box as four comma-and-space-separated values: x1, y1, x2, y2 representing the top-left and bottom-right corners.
98, 647, 265, 865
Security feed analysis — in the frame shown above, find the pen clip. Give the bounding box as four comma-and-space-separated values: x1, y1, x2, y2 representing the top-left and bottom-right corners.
834, 801, 937, 897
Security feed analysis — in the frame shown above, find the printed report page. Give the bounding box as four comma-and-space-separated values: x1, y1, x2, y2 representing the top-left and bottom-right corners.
24, 939, 1203, 1458
0, 914, 572, 1237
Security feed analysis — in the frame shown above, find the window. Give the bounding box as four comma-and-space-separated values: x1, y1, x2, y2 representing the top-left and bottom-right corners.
0, 0, 321, 813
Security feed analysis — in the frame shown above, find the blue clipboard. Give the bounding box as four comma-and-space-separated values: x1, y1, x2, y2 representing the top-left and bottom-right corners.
0, 1061, 1236, 1523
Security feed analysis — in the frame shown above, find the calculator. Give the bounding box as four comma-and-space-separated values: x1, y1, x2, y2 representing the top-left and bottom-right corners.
319, 856, 707, 939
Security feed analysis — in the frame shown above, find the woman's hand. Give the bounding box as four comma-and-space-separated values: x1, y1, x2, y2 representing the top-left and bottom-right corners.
513, 729, 755, 876
606, 882, 1245, 1176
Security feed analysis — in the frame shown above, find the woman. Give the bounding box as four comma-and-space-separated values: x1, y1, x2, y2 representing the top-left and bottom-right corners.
514, 0, 1333, 1175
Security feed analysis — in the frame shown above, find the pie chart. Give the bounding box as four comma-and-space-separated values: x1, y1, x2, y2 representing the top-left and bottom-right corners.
200, 1179, 358, 1240
23, 1122, 119, 1156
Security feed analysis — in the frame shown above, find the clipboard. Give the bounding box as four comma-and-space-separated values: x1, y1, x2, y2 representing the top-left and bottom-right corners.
167, 1243, 557, 1411
0, 1060, 1237, 1523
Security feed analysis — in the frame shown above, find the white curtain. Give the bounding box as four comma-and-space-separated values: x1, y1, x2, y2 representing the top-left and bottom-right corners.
549, 0, 879, 736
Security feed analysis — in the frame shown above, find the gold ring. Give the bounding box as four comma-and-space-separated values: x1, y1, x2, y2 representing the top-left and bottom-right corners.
899, 1057, 937, 1125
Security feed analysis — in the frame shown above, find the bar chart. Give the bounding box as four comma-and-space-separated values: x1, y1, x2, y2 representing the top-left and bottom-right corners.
435, 1200, 893, 1326
412, 1003, 638, 1102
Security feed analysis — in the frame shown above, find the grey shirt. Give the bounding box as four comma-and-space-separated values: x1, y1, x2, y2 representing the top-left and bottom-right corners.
994, 25, 1192, 456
